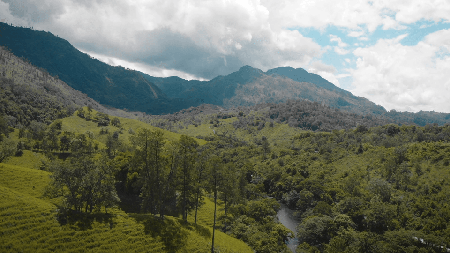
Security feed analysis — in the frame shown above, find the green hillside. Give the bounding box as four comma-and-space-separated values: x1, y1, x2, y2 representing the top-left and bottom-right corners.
0, 162, 252, 253
60, 107, 207, 146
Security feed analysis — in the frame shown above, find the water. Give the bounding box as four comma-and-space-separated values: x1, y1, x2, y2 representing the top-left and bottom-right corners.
277, 203, 300, 252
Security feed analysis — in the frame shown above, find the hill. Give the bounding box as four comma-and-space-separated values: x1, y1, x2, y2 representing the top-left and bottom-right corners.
0, 45, 150, 128
0, 22, 184, 114
0, 163, 252, 252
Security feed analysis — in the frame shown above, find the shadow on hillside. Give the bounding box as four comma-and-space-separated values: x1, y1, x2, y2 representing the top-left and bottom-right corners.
116, 192, 142, 213
129, 214, 211, 251
57, 209, 114, 231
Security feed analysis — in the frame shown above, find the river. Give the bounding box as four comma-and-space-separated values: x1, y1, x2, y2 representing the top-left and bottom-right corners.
277, 203, 300, 252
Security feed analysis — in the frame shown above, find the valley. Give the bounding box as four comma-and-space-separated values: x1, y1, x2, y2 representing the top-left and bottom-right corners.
1, 22, 450, 253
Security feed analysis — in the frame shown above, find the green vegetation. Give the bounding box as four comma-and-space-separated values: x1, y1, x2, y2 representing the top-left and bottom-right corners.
0, 150, 252, 253
1, 26, 450, 252
2, 99, 450, 252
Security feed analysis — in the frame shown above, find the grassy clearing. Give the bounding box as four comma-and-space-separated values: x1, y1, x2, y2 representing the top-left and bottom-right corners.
3, 150, 49, 170
186, 197, 253, 253
0, 163, 51, 198
61, 109, 207, 146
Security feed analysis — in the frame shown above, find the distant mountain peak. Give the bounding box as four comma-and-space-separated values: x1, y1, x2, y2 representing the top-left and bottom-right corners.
238, 65, 263, 73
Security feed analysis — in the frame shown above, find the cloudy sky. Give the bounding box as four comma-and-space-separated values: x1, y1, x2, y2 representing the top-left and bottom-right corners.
1, 0, 450, 113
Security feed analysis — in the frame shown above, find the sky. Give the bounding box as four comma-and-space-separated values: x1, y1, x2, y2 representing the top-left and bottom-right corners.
1, 0, 450, 113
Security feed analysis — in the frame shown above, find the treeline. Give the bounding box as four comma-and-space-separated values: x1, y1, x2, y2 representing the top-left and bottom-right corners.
145, 99, 450, 134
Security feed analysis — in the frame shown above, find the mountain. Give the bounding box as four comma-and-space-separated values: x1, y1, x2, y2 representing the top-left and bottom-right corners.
0, 45, 148, 127
0, 22, 387, 116
2, 23, 449, 125
0, 22, 179, 114
164, 65, 386, 115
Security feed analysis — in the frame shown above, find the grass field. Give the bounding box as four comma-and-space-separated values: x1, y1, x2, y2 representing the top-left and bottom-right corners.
0, 157, 252, 252
61, 108, 208, 147
3, 150, 49, 170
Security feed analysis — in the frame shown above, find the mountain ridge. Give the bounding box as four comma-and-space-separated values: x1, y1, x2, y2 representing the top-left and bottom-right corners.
2, 22, 450, 126
0, 22, 178, 114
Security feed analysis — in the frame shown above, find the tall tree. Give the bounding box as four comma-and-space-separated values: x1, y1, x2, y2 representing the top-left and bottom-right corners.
193, 146, 211, 224
130, 128, 165, 215
207, 155, 224, 253
176, 135, 199, 221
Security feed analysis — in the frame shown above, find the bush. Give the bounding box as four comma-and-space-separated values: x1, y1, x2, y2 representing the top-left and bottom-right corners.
111, 117, 121, 127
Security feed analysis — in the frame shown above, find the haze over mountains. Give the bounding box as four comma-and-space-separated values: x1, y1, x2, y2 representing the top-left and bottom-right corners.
1, 22, 449, 126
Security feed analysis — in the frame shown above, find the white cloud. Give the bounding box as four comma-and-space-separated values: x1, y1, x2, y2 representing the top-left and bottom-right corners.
348, 30, 365, 37
0, 1, 29, 26
310, 61, 337, 73
82, 50, 209, 81
261, 0, 450, 33
334, 47, 349, 55
381, 15, 408, 30
330, 34, 348, 47
308, 61, 341, 87
349, 30, 450, 113
0, 0, 323, 79
330, 34, 349, 55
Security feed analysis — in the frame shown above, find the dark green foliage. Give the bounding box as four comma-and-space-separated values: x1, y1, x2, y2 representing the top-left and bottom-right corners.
0, 77, 73, 126
46, 156, 119, 213
0, 113, 8, 139
227, 198, 290, 253
129, 128, 167, 215
111, 117, 121, 127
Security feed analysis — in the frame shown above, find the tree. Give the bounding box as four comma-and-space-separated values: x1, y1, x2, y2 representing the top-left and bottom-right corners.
176, 135, 198, 221
261, 136, 270, 159
130, 128, 166, 215
111, 117, 121, 127
96, 112, 110, 126
0, 113, 9, 140
94, 157, 120, 213
106, 132, 121, 157
297, 215, 333, 247
193, 146, 210, 224
46, 156, 119, 213
59, 132, 73, 153
0, 137, 16, 162
207, 155, 224, 253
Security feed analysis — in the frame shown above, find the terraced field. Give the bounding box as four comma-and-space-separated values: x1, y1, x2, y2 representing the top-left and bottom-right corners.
0, 162, 252, 252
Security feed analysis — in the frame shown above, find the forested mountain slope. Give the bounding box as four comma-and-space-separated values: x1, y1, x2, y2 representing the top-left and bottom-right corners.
0, 46, 147, 128
0, 22, 181, 114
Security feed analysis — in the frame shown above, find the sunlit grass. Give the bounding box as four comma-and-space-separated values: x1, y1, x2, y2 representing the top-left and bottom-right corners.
0, 163, 50, 198
61, 108, 207, 146
0, 162, 252, 252
3, 150, 49, 170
